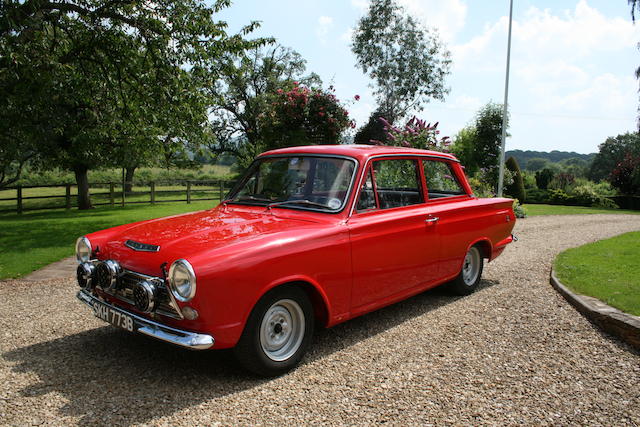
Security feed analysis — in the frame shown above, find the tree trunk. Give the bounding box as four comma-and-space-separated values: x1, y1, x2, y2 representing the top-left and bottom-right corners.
124, 166, 136, 194
74, 165, 93, 210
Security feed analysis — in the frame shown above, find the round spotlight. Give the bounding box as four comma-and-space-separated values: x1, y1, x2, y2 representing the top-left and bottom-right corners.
95, 260, 121, 290
132, 280, 157, 313
76, 262, 95, 289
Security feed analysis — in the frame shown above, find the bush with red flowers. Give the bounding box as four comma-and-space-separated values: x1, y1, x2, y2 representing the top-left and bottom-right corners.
258, 82, 354, 149
610, 152, 640, 195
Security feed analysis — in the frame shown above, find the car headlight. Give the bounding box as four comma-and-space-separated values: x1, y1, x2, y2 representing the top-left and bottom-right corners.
169, 259, 196, 302
76, 237, 92, 263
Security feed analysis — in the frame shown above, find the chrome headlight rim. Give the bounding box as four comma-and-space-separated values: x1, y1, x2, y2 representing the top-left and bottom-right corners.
75, 236, 92, 264
168, 259, 196, 302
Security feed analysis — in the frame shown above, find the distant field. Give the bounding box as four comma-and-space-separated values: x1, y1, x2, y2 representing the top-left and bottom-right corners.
523, 204, 640, 216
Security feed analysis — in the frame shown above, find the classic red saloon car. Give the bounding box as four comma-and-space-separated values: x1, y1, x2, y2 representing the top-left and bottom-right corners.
76, 145, 515, 376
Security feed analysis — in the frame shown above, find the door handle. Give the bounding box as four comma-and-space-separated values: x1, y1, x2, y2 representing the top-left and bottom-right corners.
425, 216, 439, 224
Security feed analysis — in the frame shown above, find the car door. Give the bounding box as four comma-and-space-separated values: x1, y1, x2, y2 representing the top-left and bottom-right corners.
421, 159, 475, 279
348, 157, 441, 314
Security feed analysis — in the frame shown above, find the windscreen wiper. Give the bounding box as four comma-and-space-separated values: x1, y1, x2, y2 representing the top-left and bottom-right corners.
266, 199, 332, 210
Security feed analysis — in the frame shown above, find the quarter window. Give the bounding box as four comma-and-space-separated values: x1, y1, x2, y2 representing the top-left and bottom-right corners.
423, 160, 466, 198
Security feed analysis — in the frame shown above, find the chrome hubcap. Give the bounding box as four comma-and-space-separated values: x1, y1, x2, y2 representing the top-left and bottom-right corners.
462, 247, 481, 286
260, 299, 305, 362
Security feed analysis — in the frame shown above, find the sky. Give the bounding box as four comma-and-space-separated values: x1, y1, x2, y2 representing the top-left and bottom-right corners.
217, 0, 640, 154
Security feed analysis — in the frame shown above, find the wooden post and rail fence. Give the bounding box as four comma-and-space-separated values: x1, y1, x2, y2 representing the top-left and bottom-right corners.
0, 179, 234, 214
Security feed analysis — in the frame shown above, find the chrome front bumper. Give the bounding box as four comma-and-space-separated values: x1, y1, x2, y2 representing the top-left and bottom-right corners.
77, 290, 214, 350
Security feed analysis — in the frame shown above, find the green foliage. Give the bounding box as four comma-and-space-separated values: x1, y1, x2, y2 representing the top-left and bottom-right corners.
354, 109, 392, 144
452, 103, 507, 189
351, 0, 451, 121
524, 188, 550, 204
571, 185, 618, 208
589, 132, 640, 182
508, 150, 595, 171
555, 231, 640, 316
512, 199, 527, 218
504, 157, 526, 203
209, 45, 320, 161
0, 0, 262, 207
253, 83, 352, 166
451, 126, 477, 174
535, 168, 555, 190
525, 158, 550, 172
548, 172, 576, 192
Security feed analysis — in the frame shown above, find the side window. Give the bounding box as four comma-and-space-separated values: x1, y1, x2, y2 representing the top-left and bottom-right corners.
373, 159, 424, 209
356, 168, 377, 211
423, 160, 466, 198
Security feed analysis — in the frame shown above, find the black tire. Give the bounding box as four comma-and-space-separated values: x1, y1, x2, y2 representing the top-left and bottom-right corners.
233, 286, 314, 377
449, 245, 484, 296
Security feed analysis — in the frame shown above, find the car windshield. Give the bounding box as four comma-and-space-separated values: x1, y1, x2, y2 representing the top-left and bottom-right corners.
227, 156, 356, 212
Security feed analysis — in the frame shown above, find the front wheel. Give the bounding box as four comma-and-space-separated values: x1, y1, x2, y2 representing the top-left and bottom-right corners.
233, 286, 314, 376
450, 245, 484, 295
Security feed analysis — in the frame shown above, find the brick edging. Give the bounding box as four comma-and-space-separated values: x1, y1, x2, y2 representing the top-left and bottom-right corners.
550, 268, 640, 350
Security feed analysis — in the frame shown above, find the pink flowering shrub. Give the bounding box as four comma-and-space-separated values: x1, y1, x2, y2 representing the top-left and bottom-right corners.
258, 82, 355, 148
372, 116, 451, 152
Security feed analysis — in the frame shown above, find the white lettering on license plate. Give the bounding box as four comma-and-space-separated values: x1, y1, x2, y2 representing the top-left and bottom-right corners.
92, 301, 134, 332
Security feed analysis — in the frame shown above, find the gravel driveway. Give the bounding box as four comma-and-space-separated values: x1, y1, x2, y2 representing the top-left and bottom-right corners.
1, 214, 640, 426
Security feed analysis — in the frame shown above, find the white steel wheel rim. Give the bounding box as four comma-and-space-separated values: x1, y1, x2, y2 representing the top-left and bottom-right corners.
259, 299, 305, 362
462, 247, 481, 286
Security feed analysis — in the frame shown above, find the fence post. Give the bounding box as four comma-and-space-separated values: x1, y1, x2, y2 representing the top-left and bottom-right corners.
219, 180, 224, 202
109, 182, 114, 206
186, 181, 191, 204
150, 182, 156, 204
17, 186, 23, 214
65, 184, 71, 209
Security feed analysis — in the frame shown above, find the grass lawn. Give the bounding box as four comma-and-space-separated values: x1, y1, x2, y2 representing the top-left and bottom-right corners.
554, 231, 640, 316
524, 204, 640, 216
0, 201, 216, 279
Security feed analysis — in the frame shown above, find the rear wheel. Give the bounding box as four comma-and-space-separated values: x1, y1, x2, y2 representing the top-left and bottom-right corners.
234, 286, 314, 376
450, 245, 484, 295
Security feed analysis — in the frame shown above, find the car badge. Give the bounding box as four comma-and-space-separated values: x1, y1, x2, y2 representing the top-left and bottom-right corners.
124, 240, 160, 252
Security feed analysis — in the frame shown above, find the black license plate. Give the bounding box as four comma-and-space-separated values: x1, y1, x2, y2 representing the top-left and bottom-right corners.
92, 300, 135, 332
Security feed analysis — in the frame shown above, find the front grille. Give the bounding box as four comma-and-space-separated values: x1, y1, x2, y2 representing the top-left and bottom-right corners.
112, 271, 182, 319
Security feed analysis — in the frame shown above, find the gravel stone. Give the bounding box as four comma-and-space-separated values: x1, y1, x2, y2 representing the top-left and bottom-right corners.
1, 214, 640, 426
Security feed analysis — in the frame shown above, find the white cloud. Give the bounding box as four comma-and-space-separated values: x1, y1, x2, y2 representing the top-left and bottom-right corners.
396, 0, 467, 43
348, 0, 467, 43
316, 15, 334, 45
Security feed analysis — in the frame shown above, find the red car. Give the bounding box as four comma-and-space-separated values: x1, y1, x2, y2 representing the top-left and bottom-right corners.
75, 145, 515, 376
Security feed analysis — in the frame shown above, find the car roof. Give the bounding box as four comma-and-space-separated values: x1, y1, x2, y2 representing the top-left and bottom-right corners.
260, 144, 458, 163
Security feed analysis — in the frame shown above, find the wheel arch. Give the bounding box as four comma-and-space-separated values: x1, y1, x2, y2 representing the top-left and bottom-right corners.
467, 238, 492, 260
252, 276, 332, 328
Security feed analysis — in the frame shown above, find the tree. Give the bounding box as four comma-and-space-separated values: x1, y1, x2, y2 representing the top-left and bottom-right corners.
535, 168, 555, 190
1, 0, 261, 208
452, 103, 508, 188
525, 158, 549, 172
610, 152, 640, 195
351, 0, 451, 122
588, 132, 640, 182
251, 83, 352, 168
209, 45, 320, 163
354, 109, 393, 144
504, 157, 526, 202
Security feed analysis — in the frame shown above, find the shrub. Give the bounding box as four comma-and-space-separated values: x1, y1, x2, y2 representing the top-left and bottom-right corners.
513, 199, 527, 218
504, 157, 526, 202
525, 188, 550, 204
571, 185, 618, 209
535, 168, 554, 189
548, 189, 577, 205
